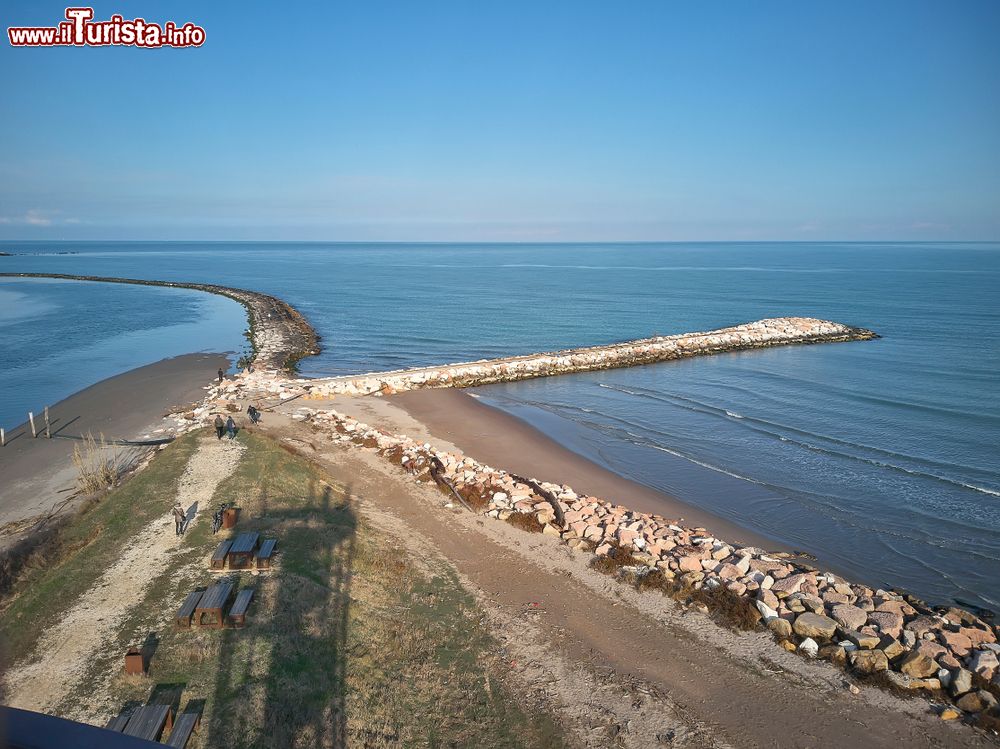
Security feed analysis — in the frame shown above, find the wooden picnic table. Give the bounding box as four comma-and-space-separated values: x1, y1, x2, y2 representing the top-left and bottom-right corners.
226, 532, 260, 569
122, 703, 172, 741
194, 581, 233, 628
256, 538, 278, 569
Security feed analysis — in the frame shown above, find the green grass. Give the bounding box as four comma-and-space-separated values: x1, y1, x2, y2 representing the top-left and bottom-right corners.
0, 432, 201, 660
4, 430, 566, 747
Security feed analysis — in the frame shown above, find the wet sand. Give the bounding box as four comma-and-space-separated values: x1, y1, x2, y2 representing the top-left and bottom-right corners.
0, 353, 229, 532
389, 387, 785, 551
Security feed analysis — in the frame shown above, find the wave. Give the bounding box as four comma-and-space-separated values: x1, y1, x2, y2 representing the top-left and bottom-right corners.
640, 440, 765, 485
596, 383, 1000, 498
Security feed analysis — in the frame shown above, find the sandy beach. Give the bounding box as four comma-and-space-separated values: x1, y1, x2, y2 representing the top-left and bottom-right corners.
387, 387, 787, 552
0, 353, 229, 534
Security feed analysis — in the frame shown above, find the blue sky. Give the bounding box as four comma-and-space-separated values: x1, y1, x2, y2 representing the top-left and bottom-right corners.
1, 1, 998, 241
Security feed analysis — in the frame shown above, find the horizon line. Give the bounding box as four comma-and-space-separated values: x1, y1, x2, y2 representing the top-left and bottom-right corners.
2, 238, 998, 245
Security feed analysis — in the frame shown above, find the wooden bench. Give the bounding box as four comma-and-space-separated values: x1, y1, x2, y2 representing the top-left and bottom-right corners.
122, 703, 172, 742
165, 710, 200, 748
256, 538, 278, 569
105, 710, 132, 732
194, 581, 233, 629
226, 532, 260, 569
227, 588, 255, 628
211, 539, 233, 570
174, 589, 205, 628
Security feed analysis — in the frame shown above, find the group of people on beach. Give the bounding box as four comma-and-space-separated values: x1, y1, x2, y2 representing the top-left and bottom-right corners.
214, 414, 237, 440
213, 405, 262, 441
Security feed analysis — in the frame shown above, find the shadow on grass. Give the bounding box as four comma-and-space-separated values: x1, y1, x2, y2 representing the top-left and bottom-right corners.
204, 479, 356, 748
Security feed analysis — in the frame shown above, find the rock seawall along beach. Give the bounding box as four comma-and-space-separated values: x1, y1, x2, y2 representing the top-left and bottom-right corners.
284, 405, 999, 724
0, 273, 320, 372
290, 317, 877, 397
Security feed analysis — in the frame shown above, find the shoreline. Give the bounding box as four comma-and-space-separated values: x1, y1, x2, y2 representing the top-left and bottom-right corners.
0, 273, 320, 372
389, 387, 789, 554
0, 353, 229, 534
3, 274, 998, 725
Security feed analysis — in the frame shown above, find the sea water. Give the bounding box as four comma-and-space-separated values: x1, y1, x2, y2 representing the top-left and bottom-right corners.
1, 241, 997, 609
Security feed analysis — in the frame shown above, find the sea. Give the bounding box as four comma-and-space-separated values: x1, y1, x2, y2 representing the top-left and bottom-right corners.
1, 241, 997, 611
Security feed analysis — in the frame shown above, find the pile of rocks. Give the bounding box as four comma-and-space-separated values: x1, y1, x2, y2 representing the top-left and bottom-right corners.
300, 405, 1000, 723
300, 317, 877, 397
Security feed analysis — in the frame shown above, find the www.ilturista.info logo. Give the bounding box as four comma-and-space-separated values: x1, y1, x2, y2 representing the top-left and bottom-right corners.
8, 7, 205, 48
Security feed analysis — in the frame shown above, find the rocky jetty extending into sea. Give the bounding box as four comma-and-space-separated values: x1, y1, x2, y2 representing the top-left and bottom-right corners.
277, 316, 875, 397
173, 306, 999, 723
0, 273, 320, 371
284, 404, 999, 723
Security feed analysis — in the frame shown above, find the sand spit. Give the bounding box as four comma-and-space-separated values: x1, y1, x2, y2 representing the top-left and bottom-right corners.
0, 273, 320, 372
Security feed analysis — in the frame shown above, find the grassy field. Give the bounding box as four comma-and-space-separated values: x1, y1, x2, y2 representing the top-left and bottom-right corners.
1, 430, 566, 748
0, 432, 201, 661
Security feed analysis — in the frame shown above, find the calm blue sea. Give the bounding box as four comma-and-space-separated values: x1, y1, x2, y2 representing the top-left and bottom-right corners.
1, 241, 998, 610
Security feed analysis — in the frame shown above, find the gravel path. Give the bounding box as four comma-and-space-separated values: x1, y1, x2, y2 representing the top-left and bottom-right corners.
2, 434, 244, 713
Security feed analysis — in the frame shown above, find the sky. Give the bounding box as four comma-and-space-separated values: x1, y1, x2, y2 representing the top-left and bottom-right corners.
1, 1, 998, 242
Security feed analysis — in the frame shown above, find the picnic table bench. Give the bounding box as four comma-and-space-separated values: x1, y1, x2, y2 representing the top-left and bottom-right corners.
256, 538, 278, 569
194, 581, 233, 628
122, 703, 172, 741
174, 589, 205, 628
211, 539, 233, 569
227, 532, 260, 569
165, 710, 200, 748
228, 588, 255, 628
105, 710, 132, 732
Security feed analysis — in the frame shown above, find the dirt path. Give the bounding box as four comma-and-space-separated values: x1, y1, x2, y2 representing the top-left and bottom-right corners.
263, 414, 993, 749
2, 434, 244, 713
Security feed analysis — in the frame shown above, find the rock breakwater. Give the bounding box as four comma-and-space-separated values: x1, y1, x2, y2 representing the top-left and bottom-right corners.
299, 317, 877, 397
0, 273, 320, 372
286, 405, 999, 724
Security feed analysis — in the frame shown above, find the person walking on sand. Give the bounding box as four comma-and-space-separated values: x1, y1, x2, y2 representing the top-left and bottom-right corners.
173, 503, 186, 536
214, 414, 225, 440
226, 415, 237, 440
218, 367, 225, 383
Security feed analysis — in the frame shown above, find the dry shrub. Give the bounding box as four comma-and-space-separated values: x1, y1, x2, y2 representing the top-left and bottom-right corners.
225, 403, 240, 413
588, 544, 642, 575
504, 512, 543, 533
72, 433, 131, 493
0, 521, 100, 602
690, 585, 762, 631
975, 710, 1000, 733
636, 569, 678, 596
456, 484, 490, 511
382, 446, 405, 466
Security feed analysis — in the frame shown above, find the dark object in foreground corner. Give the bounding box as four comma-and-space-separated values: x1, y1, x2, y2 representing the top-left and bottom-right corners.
0, 705, 161, 748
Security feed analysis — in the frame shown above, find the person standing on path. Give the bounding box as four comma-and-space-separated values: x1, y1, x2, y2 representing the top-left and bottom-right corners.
173, 503, 186, 536
214, 414, 225, 440
226, 415, 237, 440
218, 367, 225, 383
